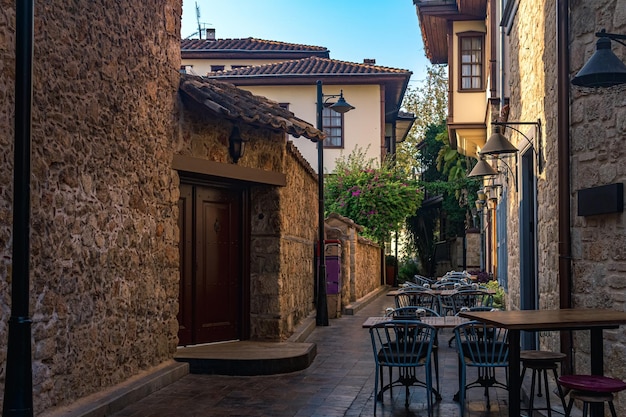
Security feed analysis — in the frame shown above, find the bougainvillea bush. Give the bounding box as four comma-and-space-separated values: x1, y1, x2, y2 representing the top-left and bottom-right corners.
325, 148, 423, 244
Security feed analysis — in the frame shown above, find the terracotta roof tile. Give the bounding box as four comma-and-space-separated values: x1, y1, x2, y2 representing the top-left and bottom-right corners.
179, 74, 324, 142
181, 38, 330, 58
205, 56, 411, 78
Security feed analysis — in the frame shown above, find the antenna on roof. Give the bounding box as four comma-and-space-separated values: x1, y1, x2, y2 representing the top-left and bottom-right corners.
195, 2, 201, 39
183, 2, 214, 40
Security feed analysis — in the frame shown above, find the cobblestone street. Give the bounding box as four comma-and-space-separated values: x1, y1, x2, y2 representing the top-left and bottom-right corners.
109, 291, 512, 417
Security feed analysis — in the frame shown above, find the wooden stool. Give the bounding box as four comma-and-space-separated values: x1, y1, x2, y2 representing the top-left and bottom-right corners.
520, 350, 567, 416
558, 374, 626, 417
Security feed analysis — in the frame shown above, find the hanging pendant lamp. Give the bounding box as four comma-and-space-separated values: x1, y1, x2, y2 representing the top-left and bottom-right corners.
572, 30, 626, 88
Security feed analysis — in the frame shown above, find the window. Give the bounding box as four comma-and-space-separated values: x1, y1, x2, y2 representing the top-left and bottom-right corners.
322, 104, 344, 147
458, 32, 484, 91
210, 65, 225, 72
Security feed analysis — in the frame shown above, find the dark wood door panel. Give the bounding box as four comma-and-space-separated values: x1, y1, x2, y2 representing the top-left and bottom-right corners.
177, 184, 193, 346
195, 187, 240, 343
178, 183, 242, 346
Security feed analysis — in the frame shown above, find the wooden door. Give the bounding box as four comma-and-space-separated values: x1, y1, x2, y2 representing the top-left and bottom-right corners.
178, 182, 243, 345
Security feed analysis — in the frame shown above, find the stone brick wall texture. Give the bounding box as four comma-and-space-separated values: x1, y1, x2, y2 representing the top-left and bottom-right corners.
507, 1, 626, 412
176, 107, 319, 342
0, 0, 182, 413
568, 1, 626, 392
278, 143, 320, 333
254, 142, 318, 340
325, 214, 382, 305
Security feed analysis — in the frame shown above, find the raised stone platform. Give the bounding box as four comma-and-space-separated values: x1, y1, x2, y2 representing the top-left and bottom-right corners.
174, 340, 317, 375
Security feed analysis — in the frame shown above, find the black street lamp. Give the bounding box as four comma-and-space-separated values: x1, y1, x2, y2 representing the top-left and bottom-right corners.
315, 80, 354, 326
4, 0, 35, 416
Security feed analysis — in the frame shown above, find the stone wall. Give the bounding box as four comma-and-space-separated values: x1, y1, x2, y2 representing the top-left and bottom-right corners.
507, 2, 626, 412
506, 0, 559, 318
325, 213, 382, 307
0, 0, 182, 413
568, 2, 626, 390
465, 231, 481, 271
252, 142, 318, 340
177, 106, 319, 342
355, 237, 382, 299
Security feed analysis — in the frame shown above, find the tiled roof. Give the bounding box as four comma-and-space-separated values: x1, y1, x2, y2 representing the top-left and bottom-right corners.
179, 74, 324, 142
181, 38, 330, 58
413, 0, 487, 64
205, 56, 411, 78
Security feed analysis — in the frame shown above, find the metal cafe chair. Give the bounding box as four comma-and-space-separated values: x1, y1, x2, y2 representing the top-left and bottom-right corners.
453, 320, 509, 416
386, 307, 442, 396
398, 282, 431, 292
369, 320, 437, 416
413, 274, 436, 286
448, 306, 500, 348
394, 291, 439, 312
452, 289, 494, 313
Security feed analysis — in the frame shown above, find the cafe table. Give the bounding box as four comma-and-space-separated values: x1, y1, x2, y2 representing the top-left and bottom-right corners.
362, 315, 468, 329
458, 308, 626, 417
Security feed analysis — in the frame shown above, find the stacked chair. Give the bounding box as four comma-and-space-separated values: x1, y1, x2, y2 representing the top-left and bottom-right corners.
395, 291, 439, 312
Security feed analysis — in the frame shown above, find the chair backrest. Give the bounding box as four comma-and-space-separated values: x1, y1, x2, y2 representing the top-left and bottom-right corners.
395, 291, 438, 310
386, 306, 441, 319
370, 320, 436, 367
454, 321, 509, 367
413, 274, 435, 286
431, 281, 458, 290
452, 289, 494, 313
433, 276, 469, 289
399, 282, 431, 291
443, 271, 471, 280
456, 306, 500, 314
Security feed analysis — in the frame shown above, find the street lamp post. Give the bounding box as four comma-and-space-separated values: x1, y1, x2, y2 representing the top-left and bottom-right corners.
4, 0, 35, 416
315, 80, 353, 326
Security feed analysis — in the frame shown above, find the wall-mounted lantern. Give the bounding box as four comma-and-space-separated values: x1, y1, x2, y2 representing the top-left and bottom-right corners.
228, 125, 247, 164
572, 29, 626, 88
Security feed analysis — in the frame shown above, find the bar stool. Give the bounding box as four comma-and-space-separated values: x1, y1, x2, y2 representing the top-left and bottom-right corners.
558, 374, 626, 417
520, 350, 567, 416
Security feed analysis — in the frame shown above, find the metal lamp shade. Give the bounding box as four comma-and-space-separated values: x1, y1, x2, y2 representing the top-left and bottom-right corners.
468, 158, 498, 177
329, 91, 355, 114
481, 127, 518, 155
572, 36, 626, 87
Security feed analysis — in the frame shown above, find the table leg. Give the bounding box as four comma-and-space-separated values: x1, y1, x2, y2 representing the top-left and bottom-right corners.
590, 328, 604, 417
508, 330, 521, 417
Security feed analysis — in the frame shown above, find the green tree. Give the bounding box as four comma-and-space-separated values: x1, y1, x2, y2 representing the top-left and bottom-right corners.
395, 64, 448, 173
325, 148, 423, 244
405, 123, 479, 276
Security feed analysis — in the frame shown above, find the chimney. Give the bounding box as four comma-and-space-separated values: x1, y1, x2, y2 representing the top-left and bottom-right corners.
204, 28, 216, 40
363, 58, 376, 65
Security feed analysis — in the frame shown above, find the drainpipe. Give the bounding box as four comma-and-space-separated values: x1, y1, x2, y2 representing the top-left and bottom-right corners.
3, 0, 35, 416
557, 0, 574, 376
499, 0, 505, 113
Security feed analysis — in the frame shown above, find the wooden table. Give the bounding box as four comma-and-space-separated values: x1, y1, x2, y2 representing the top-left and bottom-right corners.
458, 308, 626, 417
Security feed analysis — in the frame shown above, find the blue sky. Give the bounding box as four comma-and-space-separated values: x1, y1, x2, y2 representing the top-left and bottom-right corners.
181, 0, 432, 84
